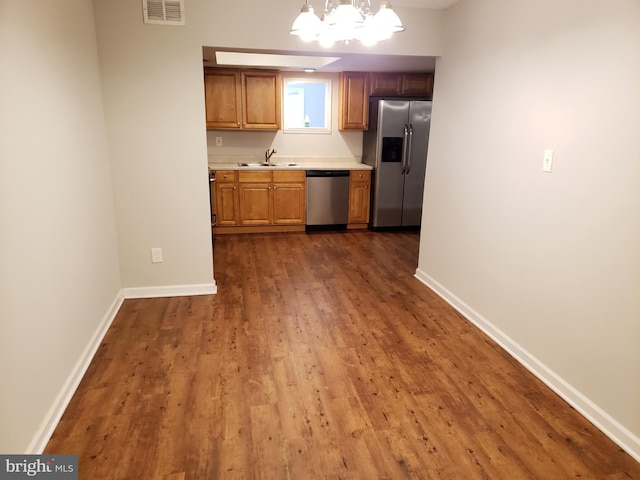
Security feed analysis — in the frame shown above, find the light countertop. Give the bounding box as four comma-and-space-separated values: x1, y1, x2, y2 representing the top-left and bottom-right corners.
208, 156, 372, 171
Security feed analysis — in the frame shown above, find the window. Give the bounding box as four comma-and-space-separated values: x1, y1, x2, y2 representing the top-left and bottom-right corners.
283, 77, 332, 134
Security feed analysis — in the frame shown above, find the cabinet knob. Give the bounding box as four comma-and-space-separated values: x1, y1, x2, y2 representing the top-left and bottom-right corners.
233, 186, 237, 189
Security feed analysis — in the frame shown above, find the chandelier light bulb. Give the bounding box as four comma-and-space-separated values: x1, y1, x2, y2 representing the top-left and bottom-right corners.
290, 1, 322, 40
355, 14, 378, 46
373, 1, 404, 39
329, 2, 364, 29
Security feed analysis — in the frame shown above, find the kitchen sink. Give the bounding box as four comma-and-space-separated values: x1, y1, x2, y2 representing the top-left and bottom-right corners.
237, 162, 298, 167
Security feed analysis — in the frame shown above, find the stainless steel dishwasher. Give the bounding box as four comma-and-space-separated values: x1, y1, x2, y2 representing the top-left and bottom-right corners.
306, 170, 350, 229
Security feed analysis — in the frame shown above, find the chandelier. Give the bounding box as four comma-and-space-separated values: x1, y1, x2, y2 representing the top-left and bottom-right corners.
290, 0, 405, 48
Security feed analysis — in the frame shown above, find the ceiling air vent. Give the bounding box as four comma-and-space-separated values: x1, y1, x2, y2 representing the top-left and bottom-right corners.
142, 0, 185, 26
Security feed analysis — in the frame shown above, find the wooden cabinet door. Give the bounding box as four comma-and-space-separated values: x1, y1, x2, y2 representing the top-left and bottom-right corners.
369, 72, 434, 98
272, 182, 305, 224
369, 73, 402, 95
401, 73, 434, 97
348, 170, 371, 226
339, 72, 369, 131
272, 171, 306, 225
215, 183, 239, 225
204, 69, 242, 129
239, 183, 272, 225
241, 70, 281, 130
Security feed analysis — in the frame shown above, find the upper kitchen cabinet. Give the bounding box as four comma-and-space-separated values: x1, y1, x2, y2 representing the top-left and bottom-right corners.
339, 72, 369, 131
204, 68, 281, 130
241, 70, 281, 130
338, 71, 433, 131
204, 69, 242, 129
369, 72, 434, 97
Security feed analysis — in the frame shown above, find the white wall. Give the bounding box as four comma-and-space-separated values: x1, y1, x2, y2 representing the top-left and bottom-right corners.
0, 0, 121, 452
93, 1, 215, 291
417, 0, 640, 458
190, 1, 444, 56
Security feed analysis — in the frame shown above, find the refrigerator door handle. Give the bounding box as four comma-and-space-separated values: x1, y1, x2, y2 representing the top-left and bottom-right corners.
402, 124, 410, 174
405, 124, 414, 175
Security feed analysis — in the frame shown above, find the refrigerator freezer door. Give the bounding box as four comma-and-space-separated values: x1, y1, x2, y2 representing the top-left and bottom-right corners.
401, 101, 431, 226
371, 100, 410, 228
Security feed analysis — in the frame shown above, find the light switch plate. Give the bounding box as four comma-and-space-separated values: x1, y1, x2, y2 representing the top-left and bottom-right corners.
151, 248, 163, 263
543, 149, 554, 173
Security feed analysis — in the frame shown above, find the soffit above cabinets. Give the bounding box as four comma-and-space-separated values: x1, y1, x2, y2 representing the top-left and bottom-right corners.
213, 51, 342, 71
203, 47, 436, 73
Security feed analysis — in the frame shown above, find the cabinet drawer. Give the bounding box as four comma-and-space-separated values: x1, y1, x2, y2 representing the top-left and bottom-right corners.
350, 170, 371, 182
273, 170, 305, 183
215, 170, 236, 183
238, 170, 273, 183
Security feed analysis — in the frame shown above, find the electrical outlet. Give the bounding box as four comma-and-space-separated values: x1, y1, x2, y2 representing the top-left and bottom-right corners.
215, 136, 223, 147
151, 248, 163, 263
543, 149, 554, 173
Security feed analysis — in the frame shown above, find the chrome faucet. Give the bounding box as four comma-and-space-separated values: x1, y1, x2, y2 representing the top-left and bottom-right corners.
265, 148, 277, 163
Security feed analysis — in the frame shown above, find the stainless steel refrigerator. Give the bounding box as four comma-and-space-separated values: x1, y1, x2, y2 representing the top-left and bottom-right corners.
362, 99, 432, 228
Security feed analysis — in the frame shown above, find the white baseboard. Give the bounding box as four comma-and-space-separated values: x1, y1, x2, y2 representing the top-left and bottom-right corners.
123, 281, 217, 299
27, 291, 125, 454
414, 268, 640, 463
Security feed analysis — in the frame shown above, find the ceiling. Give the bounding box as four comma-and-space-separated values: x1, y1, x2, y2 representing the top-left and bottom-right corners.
202, 0, 458, 73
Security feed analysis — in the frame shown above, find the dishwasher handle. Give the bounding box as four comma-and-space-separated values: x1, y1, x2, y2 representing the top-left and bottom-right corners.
306, 170, 350, 177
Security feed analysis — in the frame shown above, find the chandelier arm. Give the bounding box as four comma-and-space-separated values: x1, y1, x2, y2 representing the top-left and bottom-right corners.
324, 0, 332, 14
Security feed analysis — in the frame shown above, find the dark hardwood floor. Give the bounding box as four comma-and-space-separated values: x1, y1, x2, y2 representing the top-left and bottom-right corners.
46, 231, 640, 479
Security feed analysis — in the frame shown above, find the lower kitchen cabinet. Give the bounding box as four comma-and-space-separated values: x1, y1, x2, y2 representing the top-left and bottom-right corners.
348, 170, 371, 228
211, 168, 368, 234
213, 169, 306, 234
212, 170, 238, 226
238, 178, 271, 225
272, 178, 305, 224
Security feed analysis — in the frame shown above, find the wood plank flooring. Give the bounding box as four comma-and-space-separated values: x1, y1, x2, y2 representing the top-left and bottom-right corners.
46, 231, 640, 479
